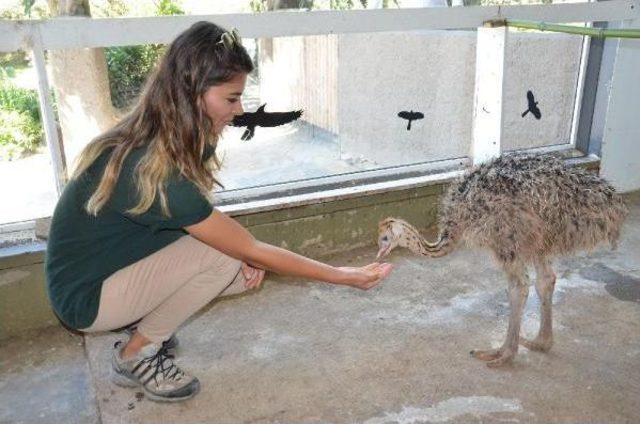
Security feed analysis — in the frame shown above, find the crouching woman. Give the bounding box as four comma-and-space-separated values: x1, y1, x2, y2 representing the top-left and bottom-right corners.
45, 21, 392, 403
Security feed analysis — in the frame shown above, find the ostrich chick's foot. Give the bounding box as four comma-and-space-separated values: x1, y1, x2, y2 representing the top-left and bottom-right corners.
470, 347, 515, 368
520, 336, 553, 352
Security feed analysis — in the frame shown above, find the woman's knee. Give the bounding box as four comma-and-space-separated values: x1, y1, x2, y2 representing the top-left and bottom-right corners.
199, 252, 245, 298
219, 254, 242, 280
199, 245, 242, 280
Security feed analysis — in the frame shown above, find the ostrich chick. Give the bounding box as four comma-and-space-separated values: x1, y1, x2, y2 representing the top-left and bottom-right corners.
377, 154, 627, 367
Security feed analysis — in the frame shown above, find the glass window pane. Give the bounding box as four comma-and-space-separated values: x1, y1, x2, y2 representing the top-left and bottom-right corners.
503, 30, 584, 151
218, 32, 474, 191
217, 28, 585, 190
0, 55, 57, 225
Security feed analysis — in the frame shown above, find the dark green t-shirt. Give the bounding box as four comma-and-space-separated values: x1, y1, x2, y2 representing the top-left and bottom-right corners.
45, 147, 213, 329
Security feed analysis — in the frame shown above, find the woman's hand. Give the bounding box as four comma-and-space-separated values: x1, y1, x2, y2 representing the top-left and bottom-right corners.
336, 262, 393, 290
242, 262, 266, 289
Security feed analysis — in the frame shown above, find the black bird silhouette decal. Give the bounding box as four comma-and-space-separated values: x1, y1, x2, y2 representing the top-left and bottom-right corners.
397, 110, 424, 131
231, 103, 303, 141
521, 90, 542, 120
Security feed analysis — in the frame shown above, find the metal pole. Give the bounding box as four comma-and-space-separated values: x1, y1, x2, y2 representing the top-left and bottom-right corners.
504, 19, 640, 39
30, 29, 67, 196
570, 21, 593, 147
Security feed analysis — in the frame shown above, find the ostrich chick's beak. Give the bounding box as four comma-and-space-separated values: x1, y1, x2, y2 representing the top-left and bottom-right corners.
376, 242, 391, 261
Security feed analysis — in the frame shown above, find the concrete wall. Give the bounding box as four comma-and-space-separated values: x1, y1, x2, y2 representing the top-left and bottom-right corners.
600, 19, 640, 193
338, 31, 476, 165
261, 31, 582, 167
259, 35, 339, 134
0, 247, 57, 340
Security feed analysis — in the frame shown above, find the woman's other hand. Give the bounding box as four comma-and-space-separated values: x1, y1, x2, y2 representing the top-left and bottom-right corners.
337, 262, 393, 290
242, 262, 266, 289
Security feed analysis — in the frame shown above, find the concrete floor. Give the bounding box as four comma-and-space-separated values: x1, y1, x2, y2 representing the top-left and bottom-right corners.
2, 194, 639, 423
0, 327, 98, 423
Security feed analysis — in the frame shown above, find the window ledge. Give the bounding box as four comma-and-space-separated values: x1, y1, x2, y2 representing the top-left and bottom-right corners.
0, 151, 600, 258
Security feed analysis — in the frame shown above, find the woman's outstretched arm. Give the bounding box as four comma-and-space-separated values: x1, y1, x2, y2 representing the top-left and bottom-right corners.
185, 210, 392, 289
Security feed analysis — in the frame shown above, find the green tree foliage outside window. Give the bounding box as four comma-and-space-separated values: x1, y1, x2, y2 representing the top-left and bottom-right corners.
105, 0, 185, 109
0, 0, 185, 158
0, 2, 50, 159
0, 74, 44, 159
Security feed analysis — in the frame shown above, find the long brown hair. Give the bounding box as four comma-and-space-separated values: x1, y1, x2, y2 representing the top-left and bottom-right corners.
73, 21, 254, 216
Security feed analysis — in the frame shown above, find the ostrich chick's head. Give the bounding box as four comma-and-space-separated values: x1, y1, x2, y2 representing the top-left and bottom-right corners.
376, 217, 411, 260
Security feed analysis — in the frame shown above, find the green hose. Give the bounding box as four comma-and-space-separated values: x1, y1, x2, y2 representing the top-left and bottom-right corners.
486, 19, 640, 39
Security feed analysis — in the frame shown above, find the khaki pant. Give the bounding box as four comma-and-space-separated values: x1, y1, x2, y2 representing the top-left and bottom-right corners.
81, 235, 248, 343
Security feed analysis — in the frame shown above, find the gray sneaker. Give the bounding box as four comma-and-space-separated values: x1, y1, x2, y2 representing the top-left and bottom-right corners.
111, 341, 200, 402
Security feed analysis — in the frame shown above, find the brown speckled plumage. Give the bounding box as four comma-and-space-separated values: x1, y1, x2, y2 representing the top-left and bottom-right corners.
377, 154, 628, 367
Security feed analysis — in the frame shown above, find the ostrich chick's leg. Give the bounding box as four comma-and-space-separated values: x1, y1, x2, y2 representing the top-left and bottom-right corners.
520, 257, 555, 352
471, 261, 529, 367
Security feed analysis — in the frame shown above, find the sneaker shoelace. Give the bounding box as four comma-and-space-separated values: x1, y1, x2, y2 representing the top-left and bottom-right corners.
132, 346, 184, 386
